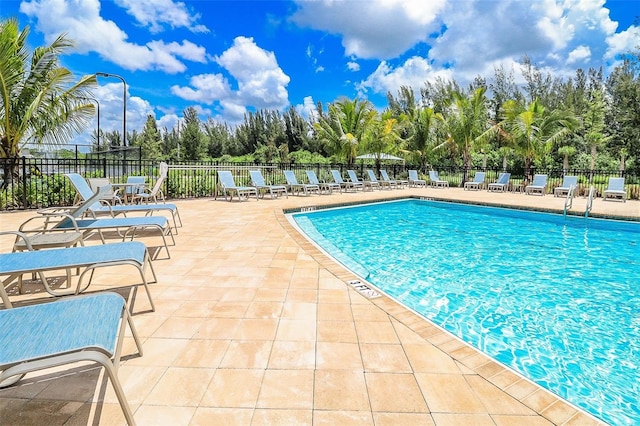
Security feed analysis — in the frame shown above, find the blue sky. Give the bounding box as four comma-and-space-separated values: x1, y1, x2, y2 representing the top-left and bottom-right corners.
1, 0, 639, 149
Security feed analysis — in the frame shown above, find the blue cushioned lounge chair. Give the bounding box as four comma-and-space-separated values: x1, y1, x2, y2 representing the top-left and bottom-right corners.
429, 170, 449, 188
464, 172, 486, 190
488, 172, 511, 192
554, 176, 578, 197
217, 170, 258, 201
0, 231, 156, 311
331, 170, 363, 192
348, 170, 377, 191
408, 170, 427, 187
67, 172, 182, 230
306, 170, 340, 194
525, 174, 548, 195
603, 177, 626, 202
380, 170, 405, 188
284, 170, 319, 196
0, 293, 143, 425
249, 170, 288, 199
366, 170, 391, 190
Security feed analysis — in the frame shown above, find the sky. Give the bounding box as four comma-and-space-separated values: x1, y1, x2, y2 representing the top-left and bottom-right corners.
1, 0, 639, 150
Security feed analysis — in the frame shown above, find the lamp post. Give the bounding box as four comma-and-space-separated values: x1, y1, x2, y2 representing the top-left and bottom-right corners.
96, 72, 126, 147
80, 96, 100, 149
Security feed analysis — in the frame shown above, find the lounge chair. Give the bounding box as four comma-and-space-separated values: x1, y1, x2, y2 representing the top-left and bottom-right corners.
408, 170, 427, 187
366, 170, 391, 189
488, 173, 511, 192
603, 177, 627, 202
380, 170, 405, 188
463, 172, 486, 191
133, 162, 170, 204
348, 170, 378, 191
331, 170, 363, 192
553, 176, 578, 197
0, 231, 156, 311
306, 170, 341, 194
38, 186, 175, 259
429, 170, 449, 188
217, 170, 258, 201
284, 170, 319, 196
122, 176, 147, 204
525, 174, 548, 195
88, 178, 124, 205
249, 170, 288, 199
0, 292, 143, 425
67, 172, 182, 230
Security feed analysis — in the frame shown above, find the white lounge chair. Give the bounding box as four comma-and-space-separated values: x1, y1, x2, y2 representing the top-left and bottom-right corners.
554, 176, 578, 197
603, 177, 626, 202
249, 170, 288, 199
306, 170, 340, 194
0, 231, 156, 311
88, 178, 124, 205
464, 172, 486, 191
429, 170, 449, 188
366, 170, 391, 189
134, 162, 171, 204
284, 170, 319, 196
217, 170, 258, 201
0, 292, 143, 425
331, 170, 363, 192
488, 173, 511, 192
348, 170, 377, 191
408, 170, 427, 187
525, 174, 548, 195
67, 172, 182, 230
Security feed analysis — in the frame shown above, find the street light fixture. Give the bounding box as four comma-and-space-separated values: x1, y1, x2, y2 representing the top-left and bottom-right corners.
80, 96, 100, 149
96, 72, 127, 147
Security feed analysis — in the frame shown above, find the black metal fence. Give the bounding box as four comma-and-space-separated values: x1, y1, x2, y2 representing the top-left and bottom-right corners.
1, 157, 637, 211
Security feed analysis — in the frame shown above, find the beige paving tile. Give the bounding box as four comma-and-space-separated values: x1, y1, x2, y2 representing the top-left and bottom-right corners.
354, 320, 399, 344
415, 373, 486, 413
256, 370, 314, 409
251, 408, 312, 425
219, 340, 273, 369
314, 370, 370, 411
143, 367, 215, 406
200, 368, 264, 408
313, 410, 373, 424
373, 412, 435, 425
366, 372, 429, 413
268, 340, 316, 369
316, 341, 363, 370
133, 405, 195, 426
317, 320, 358, 343
360, 343, 412, 373
431, 413, 495, 426
190, 407, 254, 425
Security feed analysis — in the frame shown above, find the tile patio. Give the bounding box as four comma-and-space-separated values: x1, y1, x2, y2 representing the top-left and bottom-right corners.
2, 185, 636, 425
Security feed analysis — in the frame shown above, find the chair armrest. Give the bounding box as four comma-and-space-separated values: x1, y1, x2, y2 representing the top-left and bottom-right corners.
0, 230, 35, 251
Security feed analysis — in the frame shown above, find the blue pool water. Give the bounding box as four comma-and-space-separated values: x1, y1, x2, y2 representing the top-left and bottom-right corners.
292, 199, 640, 425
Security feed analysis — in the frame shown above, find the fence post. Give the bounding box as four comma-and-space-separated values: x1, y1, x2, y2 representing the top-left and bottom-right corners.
21, 157, 27, 210
102, 158, 107, 178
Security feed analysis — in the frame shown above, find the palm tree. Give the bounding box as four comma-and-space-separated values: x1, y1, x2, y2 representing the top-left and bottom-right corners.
499, 99, 579, 183
439, 87, 488, 183
557, 145, 576, 174
402, 106, 442, 173
313, 97, 376, 163
361, 110, 404, 172
0, 18, 96, 187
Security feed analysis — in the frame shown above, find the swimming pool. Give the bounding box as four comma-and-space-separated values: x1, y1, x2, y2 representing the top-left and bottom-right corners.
291, 199, 640, 426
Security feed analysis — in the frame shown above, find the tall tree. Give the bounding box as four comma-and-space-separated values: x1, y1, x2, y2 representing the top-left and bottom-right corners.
313, 97, 376, 163
402, 106, 443, 172
180, 107, 205, 160
439, 87, 489, 182
135, 115, 162, 160
0, 18, 96, 186
361, 110, 403, 172
499, 99, 580, 181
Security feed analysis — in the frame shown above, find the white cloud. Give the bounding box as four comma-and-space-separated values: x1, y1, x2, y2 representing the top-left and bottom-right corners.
19, 0, 208, 73
347, 61, 360, 72
115, 0, 209, 34
316, 66, 325, 73
567, 45, 591, 63
171, 37, 290, 119
357, 56, 452, 97
605, 26, 640, 58
291, 0, 447, 59
295, 96, 317, 121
